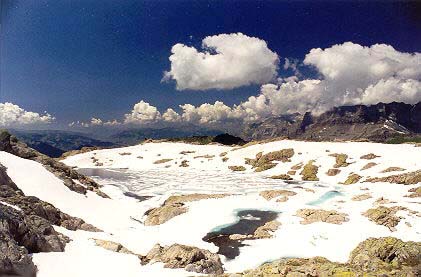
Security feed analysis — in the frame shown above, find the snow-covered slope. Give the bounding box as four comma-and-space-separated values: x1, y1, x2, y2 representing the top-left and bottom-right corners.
1, 139, 420, 276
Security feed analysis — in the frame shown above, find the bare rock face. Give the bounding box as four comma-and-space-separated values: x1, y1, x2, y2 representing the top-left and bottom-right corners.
0, 232, 37, 277
0, 160, 103, 277
144, 194, 229, 226
0, 203, 69, 276
361, 162, 377, 170
348, 237, 421, 275
360, 153, 380, 160
326, 168, 341, 176
381, 167, 406, 173
0, 164, 100, 232
142, 243, 224, 275
365, 170, 421, 184
269, 174, 292, 180
164, 194, 228, 205
93, 239, 133, 254
362, 206, 403, 231
407, 187, 421, 198
245, 149, 294, 172
0, 130, 107, 198
144, 203, 188, 226
343, 173, 362, 185
296, 209, 349, 225
259, 190, 297, 201
300, 160, 319, 181
225, 237, 421, 277
351, 193, 372, 201
228, 165, 246, 172
329, 153, 350, 168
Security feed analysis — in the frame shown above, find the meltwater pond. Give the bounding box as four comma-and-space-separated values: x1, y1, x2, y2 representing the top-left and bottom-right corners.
76, 167, 307, 196
203, 209, 279, 259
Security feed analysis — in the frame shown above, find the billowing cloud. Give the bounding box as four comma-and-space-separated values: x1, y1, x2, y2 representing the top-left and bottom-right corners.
163, 33, 279, 90
90, 118, 103, 126
124, 100, 161, 124
70, 42, 421, 129
162, 108, 181, 122
0, 102, 54, 126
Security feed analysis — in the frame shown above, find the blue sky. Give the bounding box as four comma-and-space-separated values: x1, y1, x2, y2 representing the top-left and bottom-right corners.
1, 0, 420, 129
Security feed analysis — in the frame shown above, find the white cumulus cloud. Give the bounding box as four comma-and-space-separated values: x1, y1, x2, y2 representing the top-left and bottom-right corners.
124, 100, 161, 124
163, 33, 279, 90
0, 102, 54, 126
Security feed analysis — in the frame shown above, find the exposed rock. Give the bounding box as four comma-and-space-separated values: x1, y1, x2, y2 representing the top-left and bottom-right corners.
219, 152, 227, 157
153, 158, 173, 164
0, 232, 37, 277
351, 193, 372, 201
228, 165, 246, 172
329, 153, 350, 168
144, 203, 188, 226
269, 174, 292, 180
363, 206, 404, 231
361, 162, 377, 170
141, 243, 224, 275
223, 257, 356, 277
222, 157, 229, 162
225, 237, 421, 277
300, 160, 319, 181
60, 146, 100, 159
0, 164, 100, 233
242, 102, 421, 142
180, 150, 195, 155
259, 190, 297, 201
365, 170, 421, 184
164, 194, 228, 205
381, 167, 406, 173
348, 237, 421, 275
373, 197, 395, 206
343, 173, 362, 184
287, 170, 296, 175
0, 203, 69, 276
194, 154, 215, 159
93, 239, 133, 254
245, 149, 294, 172
229, 220, 281, 240
179, 160, 189, 167
0, 130, 107, 198
407, 187, 421, 198
290, 162, 303, 170
144, 194, 228, 226
326, 168, 341, 176
296, 209, 349, 225
360, 153, 380, 160
253, 220, 281, 239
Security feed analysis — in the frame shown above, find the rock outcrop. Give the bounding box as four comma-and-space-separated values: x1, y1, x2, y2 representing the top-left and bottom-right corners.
141, 243, 224, 275
0, 157, 100, 275
296, 209, 349, 224
245, 149, 294, 172
300, 160, 319, 181
259, 190, 296, 201
222, 237, 421, 277
0, 130, 107, 198
242, 102, 421, 142
365, 170, 421, 185
144, 194, 228, 226
363, 206, 403, 231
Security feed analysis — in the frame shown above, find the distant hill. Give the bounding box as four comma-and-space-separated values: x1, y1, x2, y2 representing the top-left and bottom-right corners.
110, 126, 223, 145
242, 102, 421, 142
11, 130, 115, 158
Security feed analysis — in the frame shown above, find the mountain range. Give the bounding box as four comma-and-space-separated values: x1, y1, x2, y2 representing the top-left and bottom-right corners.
9, 102, 421, 158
